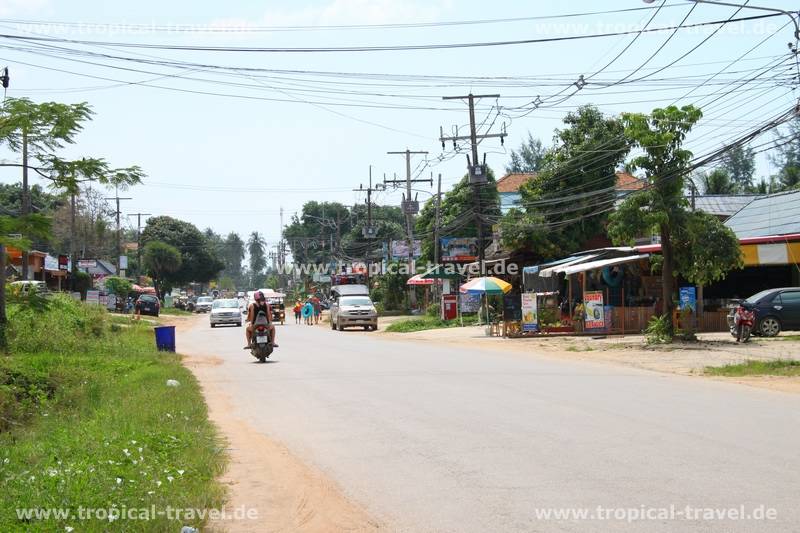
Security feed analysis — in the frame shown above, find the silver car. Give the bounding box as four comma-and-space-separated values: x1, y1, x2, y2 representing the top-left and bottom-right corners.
331, 295, 378, 331
195, 296, 213, 313
210, 299, 242, 328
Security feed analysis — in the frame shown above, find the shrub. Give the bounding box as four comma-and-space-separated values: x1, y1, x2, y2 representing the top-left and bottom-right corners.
426, 303, 440, 317
645, 314, 672, 344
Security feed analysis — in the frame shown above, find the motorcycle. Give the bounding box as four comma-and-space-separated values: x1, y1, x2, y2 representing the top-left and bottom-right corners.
730, 303, 755, 343
249, 310, 274, 362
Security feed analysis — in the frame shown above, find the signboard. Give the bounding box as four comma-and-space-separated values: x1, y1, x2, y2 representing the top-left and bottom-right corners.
521, 292, 538, 332
44, 255, 59, 272
584, 291, 605, 329
390, 240, 422, 260
679, 286, 697, 312
86, 290, 100, 305
119, 255, 128, 270
58, 255, 70, 271
460, 292, 481, 313
440, 237, 478, 262
78, 259, 97, 269
503, 292, 522, 321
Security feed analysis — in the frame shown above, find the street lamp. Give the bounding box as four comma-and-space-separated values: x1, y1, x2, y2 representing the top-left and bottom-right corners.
642, 0, 799, 40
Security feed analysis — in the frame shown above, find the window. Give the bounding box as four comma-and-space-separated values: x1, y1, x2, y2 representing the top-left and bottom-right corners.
341, 297, 372, 306
778, 291, 800, 305
745, 290, 777, 304
213, 299, 238, 308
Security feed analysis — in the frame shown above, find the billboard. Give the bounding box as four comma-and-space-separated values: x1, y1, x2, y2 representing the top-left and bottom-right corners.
521, 293, 539, 332
390, 240, 422, 260
440, 237, 478, 262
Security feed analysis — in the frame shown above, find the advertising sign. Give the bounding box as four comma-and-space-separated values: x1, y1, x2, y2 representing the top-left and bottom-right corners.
584, 291, 605, 329
460, 292, 481, 313
521, 292, 539, 332
440, 237, 478, 262
58, 254, 70, 271
44, 255, 59, 272
86, 290, 100, 305
78, 259, 97, 269
119, 255, 128, 270
390, 240, 422, 260
679, 286, 697, 312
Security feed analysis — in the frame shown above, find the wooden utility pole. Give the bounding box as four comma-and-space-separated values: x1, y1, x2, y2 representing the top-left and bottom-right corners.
385, 150, 431, 306
354, 165, 384, 287
128, 212, 151, 279
440, 94, 506, 276
105, 190, 132, 276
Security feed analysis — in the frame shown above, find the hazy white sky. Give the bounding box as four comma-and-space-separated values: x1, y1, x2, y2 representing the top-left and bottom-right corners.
1, 0, 796, 250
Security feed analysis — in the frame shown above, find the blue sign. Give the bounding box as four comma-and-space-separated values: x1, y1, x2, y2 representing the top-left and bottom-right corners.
679, 287, 696, 312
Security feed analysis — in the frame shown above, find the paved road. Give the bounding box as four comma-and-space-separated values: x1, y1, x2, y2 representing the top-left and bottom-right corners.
182, 317, 800, 532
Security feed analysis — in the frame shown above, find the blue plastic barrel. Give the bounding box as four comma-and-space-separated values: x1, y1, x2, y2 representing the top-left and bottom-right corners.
154, 325, 176, 352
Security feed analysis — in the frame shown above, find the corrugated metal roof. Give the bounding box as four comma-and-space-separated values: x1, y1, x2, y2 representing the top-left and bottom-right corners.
690, 195, 760, 217
724, 190, 800, 238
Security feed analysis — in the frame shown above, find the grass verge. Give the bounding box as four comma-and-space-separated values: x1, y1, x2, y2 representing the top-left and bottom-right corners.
0, 295, 226, 532
704, 360, 800, 377
159, 308, 194, 316
385, 315, 480, 333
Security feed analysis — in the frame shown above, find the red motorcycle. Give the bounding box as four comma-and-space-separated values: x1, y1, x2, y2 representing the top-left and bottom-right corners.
730, 303, 755, 343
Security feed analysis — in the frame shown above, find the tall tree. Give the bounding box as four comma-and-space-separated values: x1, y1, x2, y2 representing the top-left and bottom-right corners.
143, 241, 182, 299
247, 231, 267, 287
769, 117, 800, 191
608, 105, 742, 338
141, 216, 223, 286
700, 168, 735, 195
284, 202, 352, 265
501, 105, 629, 258
505, 133, 546, 173
720, 144, 755, 191
221, 232, 245, 286
416, 168, 500, 262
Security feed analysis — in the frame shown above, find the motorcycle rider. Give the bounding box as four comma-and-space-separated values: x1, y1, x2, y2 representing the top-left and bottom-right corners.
245, 290, 278, 348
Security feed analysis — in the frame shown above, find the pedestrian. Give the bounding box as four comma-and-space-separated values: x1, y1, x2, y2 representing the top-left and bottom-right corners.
134, 297, 142, 321
302, 301, 314, 325
293, 300, 302, 324
311, 295, 321, 324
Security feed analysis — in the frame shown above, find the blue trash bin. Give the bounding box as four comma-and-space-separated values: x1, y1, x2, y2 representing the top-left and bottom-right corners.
154, 325, 176, 352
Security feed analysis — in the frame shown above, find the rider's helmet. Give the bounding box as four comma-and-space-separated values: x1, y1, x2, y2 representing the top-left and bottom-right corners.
254, 290, 265, 302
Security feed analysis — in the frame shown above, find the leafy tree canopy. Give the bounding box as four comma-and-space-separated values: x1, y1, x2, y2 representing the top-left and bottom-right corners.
141, 216, 223, 286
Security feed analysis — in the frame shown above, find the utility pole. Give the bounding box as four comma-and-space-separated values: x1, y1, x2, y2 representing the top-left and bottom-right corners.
433, 173, 443, 301
105, 189, 132, 276
354, 165, 384, 286
20, 130, 30, 279
440, 93, 507, 276
128, 212, 151, 280
279, 206, 285, 289
386, 150, 431, 307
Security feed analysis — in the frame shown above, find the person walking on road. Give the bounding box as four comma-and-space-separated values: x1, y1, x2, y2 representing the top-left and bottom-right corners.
293, 300, 302, 324
302, 300, 314, 326
312, 295, 322, 325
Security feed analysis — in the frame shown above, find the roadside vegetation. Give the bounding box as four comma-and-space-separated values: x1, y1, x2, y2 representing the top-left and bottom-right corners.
705, 360, 800, 377
159, 307, 193, 316
0, 294, 225, 532
386, 315, 480, 333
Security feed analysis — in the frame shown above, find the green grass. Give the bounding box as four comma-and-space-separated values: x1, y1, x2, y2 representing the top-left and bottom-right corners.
385, 315, 480, 333
704, 360, 800, 377
0, 296, 226, 532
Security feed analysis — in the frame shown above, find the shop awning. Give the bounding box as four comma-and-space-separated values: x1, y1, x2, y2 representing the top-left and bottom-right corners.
559, 254, 649, 276
523, 256, 579, 275
538, 254, 600, 278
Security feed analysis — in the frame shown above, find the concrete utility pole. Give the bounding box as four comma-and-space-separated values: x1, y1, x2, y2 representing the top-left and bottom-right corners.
385, 150, 431, 307
433, 173, 443, 300
128, 212, 151, 279
440, 93, 507, 276
105, 189, 132, 276
20, 130, 30, 279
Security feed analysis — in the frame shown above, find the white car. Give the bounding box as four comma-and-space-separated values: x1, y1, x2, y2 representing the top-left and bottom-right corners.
195, 296, 214, 313
210, 299, 242, 328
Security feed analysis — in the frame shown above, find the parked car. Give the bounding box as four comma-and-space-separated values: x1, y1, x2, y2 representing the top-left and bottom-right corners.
9, 280, 51, 298
729, 288, 800, 337
195, 296, 213, 313
136, 294, 160, 317
330, 293, 378, 331
210, 299, 243, 328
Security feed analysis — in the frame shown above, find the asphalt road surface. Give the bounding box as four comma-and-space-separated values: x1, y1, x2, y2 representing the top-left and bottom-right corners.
182, 317, 800, 532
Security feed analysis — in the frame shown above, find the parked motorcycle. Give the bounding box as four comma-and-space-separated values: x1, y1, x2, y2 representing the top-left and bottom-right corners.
249, 310, 274, 362
730, 303, 755, 343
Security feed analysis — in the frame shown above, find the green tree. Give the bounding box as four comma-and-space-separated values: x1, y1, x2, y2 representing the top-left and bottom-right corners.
143, 241, 182, 299
0, 182, 64, 215
505, 133, 546, 173
221, 232, 245, 286
608, 105, 742, 338
720, 144, 755, 191
247, 232, 267, 288
284, 202, 352, 265
416, 168, 500, 262
501, 105, 629, 258
770, 117, 800, 191
140, 216, 223, 286
700, 168, 735, 195
104, 276, 132, 297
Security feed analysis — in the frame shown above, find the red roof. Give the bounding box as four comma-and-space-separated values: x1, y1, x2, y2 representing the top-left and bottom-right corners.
497, 172, 536, 193
615, 171, 644, 191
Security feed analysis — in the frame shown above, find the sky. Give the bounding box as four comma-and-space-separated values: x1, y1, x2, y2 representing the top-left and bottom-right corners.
0, 0, 797, 253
